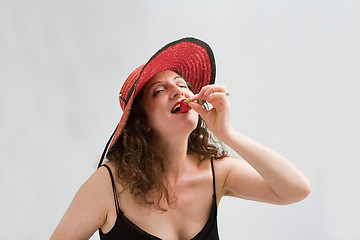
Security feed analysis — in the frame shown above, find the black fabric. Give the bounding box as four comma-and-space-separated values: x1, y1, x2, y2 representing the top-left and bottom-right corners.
99, 157, 220, 240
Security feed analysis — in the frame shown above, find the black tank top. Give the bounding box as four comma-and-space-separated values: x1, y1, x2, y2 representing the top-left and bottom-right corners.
99, 157, 220, 240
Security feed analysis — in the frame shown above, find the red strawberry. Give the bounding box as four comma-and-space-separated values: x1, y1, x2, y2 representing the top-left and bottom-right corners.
179, 98, 192, 113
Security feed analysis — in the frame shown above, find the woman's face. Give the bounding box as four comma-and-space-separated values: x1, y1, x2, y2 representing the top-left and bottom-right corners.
142, 70, 199, 139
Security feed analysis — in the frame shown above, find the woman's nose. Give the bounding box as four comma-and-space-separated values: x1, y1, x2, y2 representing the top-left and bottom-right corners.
169, 85, 184, 99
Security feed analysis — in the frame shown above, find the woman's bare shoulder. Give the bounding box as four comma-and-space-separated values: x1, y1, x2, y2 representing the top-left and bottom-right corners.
212, 156, 240, 171
68, 161, 124, 215
72, 163, 118, 209
96, 161, 124, 190
212, 156, 252, 183
50, 163, 117, 239
209, 156, 244, 198
195, 155, 238, 171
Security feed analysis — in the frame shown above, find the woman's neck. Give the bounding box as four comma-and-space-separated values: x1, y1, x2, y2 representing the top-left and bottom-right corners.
152, 133, 194, 183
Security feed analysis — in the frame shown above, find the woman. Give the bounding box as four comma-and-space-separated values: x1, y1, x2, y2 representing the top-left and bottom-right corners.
51, 37, 311, 240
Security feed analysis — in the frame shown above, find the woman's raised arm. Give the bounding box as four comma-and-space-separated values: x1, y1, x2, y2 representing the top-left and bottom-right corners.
220, 131, 311, 205
189, 85, 311, 205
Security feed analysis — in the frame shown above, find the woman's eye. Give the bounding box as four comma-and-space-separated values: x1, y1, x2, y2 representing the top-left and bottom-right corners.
179, 85, 187, 88
153, 89, 163, 96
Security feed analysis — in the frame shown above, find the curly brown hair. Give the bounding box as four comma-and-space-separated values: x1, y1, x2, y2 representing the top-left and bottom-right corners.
106, 81, 228, 210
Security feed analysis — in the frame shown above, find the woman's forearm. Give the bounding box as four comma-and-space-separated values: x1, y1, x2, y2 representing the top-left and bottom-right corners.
222, 128, 311, 203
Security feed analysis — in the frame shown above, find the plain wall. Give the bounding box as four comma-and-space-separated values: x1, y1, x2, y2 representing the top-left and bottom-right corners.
0, 0, 359, 239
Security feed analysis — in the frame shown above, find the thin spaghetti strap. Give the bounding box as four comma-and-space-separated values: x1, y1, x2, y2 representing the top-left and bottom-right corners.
100, 164, 122, 215
210, 156, 217, 200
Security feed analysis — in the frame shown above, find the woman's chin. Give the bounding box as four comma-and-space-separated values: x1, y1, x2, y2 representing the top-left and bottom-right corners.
181, 114, 198, 131
151, 111, 199, 138
160, 122, 197, 138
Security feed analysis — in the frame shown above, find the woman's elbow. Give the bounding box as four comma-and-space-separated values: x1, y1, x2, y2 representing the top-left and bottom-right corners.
280, 181, 312, 205
299, 180, 312, 200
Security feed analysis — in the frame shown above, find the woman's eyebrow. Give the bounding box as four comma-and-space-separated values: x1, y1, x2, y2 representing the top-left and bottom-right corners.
174, 76, 186, 83
149, 81, 162, 90
149, 76, 185, 89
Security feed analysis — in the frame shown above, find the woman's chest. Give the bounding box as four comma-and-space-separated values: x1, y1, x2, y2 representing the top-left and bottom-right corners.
126, 196, 214, 239
120, 176, 214, 239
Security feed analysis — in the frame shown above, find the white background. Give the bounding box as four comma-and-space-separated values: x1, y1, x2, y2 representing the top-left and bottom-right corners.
1, 0, 359, 239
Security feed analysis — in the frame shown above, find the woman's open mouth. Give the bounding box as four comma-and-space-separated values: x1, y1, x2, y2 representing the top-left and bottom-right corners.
171, 103, 181, 114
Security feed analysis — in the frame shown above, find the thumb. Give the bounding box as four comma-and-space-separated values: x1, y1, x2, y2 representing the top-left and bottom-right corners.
188, 101, 207, 118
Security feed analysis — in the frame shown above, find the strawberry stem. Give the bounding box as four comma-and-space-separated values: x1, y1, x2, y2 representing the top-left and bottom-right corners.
184, 98, 191, 104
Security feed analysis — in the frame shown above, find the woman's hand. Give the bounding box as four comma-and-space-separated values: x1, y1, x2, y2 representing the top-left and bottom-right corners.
188, 84, 233, 141
189, 85, 311, 205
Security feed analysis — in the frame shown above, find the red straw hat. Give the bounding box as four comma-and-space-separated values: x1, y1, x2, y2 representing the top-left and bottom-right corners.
98, 37, 216, 167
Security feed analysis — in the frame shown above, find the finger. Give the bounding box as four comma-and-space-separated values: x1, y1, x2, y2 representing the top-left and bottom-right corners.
206, 92, 228, 103
200, 84, 226, 92
197, 85, 227, 99
196, 92, 227, 108
189, 93, 200, 101
188, 101, 208, 117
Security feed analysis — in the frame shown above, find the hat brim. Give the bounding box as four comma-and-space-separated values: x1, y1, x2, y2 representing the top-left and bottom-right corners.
107, 37, 216, 155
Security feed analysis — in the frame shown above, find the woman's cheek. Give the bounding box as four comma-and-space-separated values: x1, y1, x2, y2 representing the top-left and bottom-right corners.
147, 104, 167, 130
